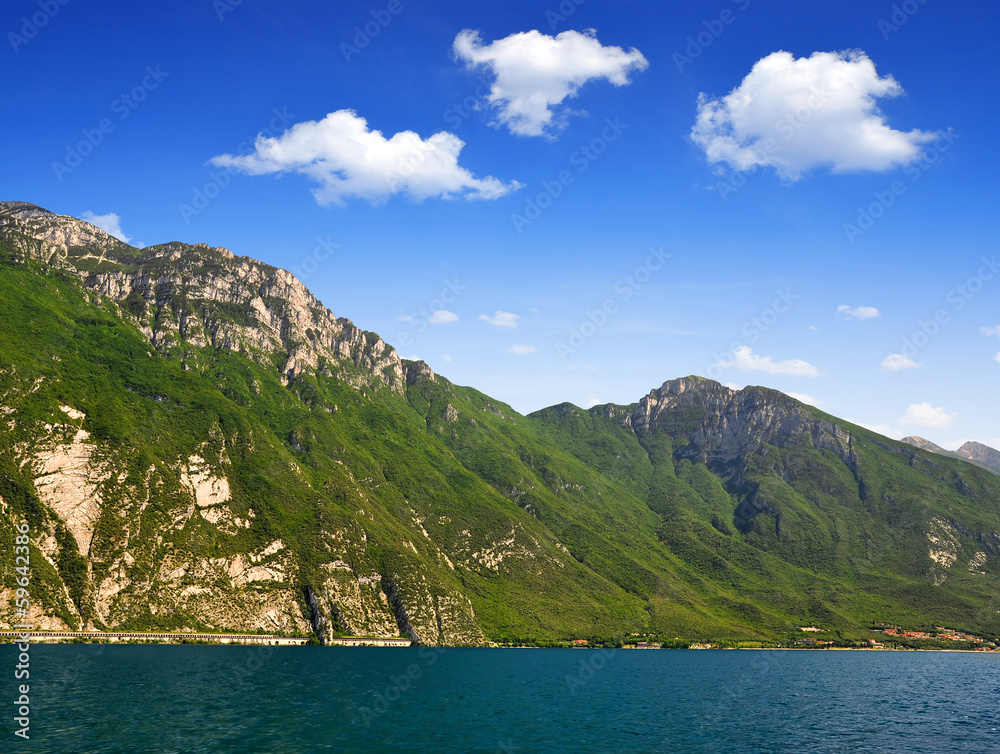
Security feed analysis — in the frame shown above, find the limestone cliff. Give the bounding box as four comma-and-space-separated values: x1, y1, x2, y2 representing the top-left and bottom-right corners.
0, 202, 404, 390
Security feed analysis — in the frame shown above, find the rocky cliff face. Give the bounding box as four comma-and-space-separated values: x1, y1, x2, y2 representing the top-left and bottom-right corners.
0, 202, 404, 390
0, 202, 488, 644
622, 377, 851, 466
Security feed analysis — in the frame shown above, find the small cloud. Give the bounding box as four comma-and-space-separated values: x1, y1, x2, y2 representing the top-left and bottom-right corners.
899, 402, 957, 429
881, 353, 921, 372
585, 365, 598, 372
724, 382, 744, 391
479, 311, 519, 328
586, 394, 602, 408
719, 345, 823, 377
453, 29, 648, 137
209, 109, 521, 206
980, 325, 1000, 337
80, 211, 131, 243
508, 344, 537, 355
994, 351, 1000, 364
429, 310, 458, 324
838, 305, 881, 320
808, 325, 819, 331
441, 354, 456, 366
691, 50, 939, 180
855, 421, 896, 437
786, 392, 830, 409
399, 314, 414, 322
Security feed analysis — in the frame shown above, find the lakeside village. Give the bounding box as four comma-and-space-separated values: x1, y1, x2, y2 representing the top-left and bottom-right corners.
526, 623, 1000, 651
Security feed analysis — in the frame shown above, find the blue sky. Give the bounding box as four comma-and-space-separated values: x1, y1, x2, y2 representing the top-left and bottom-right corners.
4, 0, 999, 448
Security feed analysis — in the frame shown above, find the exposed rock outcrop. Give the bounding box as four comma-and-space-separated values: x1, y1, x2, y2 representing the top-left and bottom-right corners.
0, 201, 405, 392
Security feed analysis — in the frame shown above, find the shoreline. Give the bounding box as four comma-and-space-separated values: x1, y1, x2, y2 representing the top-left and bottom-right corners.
3, 633, 998, 653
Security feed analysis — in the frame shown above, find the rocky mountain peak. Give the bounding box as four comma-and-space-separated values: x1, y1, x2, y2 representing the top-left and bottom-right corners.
0, 202, 405, 392
404, 359, 436, 385
901, 436, 950, 454
622, 377, 851, 466
956, 441, 1000, 474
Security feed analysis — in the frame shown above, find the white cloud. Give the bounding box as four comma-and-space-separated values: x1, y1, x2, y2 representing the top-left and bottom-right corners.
720, 345, 823, 377
808, 325, 819, 331
479, 311, 520, 328
691, 50, 939, 180
786, 392, 830, 409
854, 421, 897, 438
453, 29, 648, 137
881, 353, 921, 372
995, 351, 1000, 364
838, 305, 881, 320
441, 354, 456, 366
80, 211, 131, 243
724, 382, 744, 391
429, 310, 458, 324
508, 344, 537, 355
210, 109, 521, 206
586, 394, 602, 408
899, 402, 957, 429
982, 326, 1000, 337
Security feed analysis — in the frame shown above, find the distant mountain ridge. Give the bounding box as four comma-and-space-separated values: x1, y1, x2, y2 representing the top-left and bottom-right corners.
2, 202, 999, 647
901, 437, 1000, 475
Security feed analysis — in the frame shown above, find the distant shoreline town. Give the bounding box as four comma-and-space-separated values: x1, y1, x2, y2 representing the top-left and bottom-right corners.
3, 624, 998, 651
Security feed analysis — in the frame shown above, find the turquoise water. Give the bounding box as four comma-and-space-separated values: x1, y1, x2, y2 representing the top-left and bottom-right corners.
3, 645, 1000, 752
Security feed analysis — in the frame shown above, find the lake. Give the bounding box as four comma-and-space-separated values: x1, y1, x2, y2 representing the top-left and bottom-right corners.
3, 645, 999, 752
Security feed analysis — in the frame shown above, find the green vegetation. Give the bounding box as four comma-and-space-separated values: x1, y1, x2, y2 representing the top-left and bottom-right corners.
1, 209, 999, 646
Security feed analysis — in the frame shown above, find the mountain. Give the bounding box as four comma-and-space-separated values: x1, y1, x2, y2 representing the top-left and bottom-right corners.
955, 442, 1000, 475
2, 202, 1000, 646
902, 436, 1000, 476
901, 436, 952, 455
